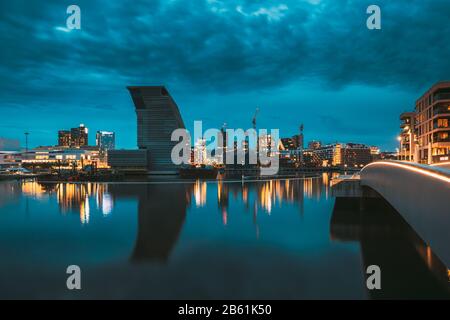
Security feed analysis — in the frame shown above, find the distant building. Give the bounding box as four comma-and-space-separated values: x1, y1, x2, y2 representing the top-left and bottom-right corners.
370, 146, 381, 161
279, 138, 301, 165
71, 124, 88, 148
96, 131, 115, 161
0, 151, 21, 169
311, 143, 372, 167
259, 134, 273, 157
128, 86, 185, 174
21, 146, 100, 169
342, 143, 372, 167
58, 130, 71, 147
108, 150, 149, 172
415, 81, 450, 164
308, 140, 322, 150
194, 139, 207, 165
313, 143, 342, 167
57, 124, 89, 148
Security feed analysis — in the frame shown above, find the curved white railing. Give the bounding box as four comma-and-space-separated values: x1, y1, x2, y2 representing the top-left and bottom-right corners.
360, 161, 450, 267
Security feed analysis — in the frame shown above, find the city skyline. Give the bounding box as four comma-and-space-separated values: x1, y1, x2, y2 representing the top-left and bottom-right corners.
2, 1, 450, 150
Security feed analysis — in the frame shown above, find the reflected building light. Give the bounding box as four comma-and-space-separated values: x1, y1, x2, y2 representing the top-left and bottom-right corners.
194, 180, 207, 207
222, 207, 228, 226
80, 195, 90, 224
242, 185, 248, 205
217, 181, 222, 203
304, 178, 313, 198
102, 192, 113, 216
21, 181, 45, 198
259, 181, 273, 214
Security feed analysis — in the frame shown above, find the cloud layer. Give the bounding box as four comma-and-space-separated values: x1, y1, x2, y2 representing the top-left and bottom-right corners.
0, 0, 449, 148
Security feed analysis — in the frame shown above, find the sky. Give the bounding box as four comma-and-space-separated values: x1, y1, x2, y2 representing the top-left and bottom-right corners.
1, 0, 450, 151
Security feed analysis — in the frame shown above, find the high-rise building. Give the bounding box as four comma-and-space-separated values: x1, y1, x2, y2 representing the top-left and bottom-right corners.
58, 124, 89, 148
415, 81, 450, 164
96, 131, 115, 152
127, 86, 185, 174
70, 124, 88, 148
96, 131, 115, 162
58, 130, 71, 147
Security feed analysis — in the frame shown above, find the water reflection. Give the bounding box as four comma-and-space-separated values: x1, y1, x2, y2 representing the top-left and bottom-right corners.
1, 175, 448, 299
330, 197, 450, 299
16, 176, 328, 226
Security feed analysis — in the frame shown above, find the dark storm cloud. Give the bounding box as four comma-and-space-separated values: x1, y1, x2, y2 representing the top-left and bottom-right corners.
1, 0, 449, 103
1, 0, 449, 149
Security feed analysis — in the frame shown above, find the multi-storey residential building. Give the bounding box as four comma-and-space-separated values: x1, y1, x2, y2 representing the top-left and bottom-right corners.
415, 81, 450, 164
399, 112, 416, 161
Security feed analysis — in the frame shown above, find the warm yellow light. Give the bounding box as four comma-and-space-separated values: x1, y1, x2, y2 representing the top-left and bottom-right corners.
363, 161, 450, 183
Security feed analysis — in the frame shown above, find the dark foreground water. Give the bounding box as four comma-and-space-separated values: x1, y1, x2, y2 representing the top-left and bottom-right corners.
0, 174, 448, 299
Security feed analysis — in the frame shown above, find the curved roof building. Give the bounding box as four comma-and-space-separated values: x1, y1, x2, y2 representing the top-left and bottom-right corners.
127, 86, 185, 174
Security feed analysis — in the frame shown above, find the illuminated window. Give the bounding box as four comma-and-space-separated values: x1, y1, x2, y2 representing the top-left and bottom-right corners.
439, 132, 449, 140
438, 119, 449, 128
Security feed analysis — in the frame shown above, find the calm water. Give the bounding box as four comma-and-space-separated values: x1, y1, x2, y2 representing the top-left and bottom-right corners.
0, 174, 448, 299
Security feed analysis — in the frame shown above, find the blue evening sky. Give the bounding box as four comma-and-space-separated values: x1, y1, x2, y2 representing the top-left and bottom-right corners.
1, 0, 449, 150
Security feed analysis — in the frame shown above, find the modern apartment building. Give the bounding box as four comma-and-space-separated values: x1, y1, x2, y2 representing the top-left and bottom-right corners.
399, 112, 416, 161
415, 81, 450, 164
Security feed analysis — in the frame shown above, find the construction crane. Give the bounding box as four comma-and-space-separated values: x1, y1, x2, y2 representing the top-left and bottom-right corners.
252, 107, 259, 130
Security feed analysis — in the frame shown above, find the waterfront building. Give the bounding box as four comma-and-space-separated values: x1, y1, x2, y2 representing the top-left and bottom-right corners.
399, 112, 416, 161
0, 151, 22, 169
96, 131, 115, 161
342, 143, 372, 167
259, 134, 273, 157
312, 144, 342, 167
21, 146, 100, 169
194, 139, 207, 165
370, 146, 381, 161
311, 143, 372, 168
308, 141, 322, 150
279, 138, 302, 166
107, 150, 149, 172
127, 86, 185, 174
415, 81, 450, 164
